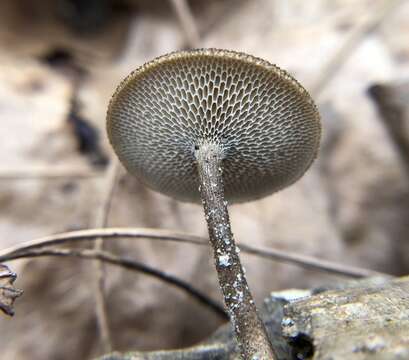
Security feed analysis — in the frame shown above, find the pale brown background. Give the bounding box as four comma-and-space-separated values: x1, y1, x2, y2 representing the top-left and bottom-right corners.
0, 0, 409, 359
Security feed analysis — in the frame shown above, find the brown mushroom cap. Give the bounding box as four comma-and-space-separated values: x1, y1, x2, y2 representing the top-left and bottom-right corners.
107, 49, 321, 203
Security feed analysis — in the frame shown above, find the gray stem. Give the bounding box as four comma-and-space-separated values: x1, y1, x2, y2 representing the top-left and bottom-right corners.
196, 142, 277, 360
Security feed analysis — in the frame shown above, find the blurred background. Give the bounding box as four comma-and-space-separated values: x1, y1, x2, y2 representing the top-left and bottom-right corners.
0, 0, 409, 359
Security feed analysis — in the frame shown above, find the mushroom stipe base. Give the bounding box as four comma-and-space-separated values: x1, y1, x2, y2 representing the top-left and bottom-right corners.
196, 142, 277, 360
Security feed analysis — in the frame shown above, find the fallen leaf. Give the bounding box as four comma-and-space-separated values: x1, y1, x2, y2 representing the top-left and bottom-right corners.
0, 264, 23, 316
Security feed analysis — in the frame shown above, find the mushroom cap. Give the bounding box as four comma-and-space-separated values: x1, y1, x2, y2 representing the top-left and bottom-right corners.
107, 49, 321, 203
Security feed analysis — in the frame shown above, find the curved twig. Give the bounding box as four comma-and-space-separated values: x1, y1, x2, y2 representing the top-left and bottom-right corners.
2, 247, 227, 319
0, 228, 385, 278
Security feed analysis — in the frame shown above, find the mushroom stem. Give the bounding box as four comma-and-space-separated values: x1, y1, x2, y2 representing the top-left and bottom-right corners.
196, 142, 277, 360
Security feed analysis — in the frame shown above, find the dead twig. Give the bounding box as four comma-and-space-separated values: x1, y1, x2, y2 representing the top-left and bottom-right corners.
0, 228, 385, 279
1, 248, 227, 320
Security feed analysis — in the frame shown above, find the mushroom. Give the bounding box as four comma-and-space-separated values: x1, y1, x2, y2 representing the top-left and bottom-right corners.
107, 49, 321, 359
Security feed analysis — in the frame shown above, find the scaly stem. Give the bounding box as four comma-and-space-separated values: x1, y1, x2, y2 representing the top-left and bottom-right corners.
196, 142, 277, 360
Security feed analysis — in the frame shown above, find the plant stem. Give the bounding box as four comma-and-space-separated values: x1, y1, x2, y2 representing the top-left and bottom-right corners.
196, 142, 277, 360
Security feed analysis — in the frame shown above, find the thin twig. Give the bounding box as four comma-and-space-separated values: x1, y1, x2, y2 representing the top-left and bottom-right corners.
2, 247, 227, 320
310, 0, 403, 98
169, 0, 200, 48
92, 159, 120, 352
0, 228, 385, 279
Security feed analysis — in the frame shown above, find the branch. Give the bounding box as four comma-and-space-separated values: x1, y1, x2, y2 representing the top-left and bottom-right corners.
0, 228, 384, 279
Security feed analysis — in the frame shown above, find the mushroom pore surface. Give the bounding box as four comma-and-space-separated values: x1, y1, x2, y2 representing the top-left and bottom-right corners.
107, 49, 321, 203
